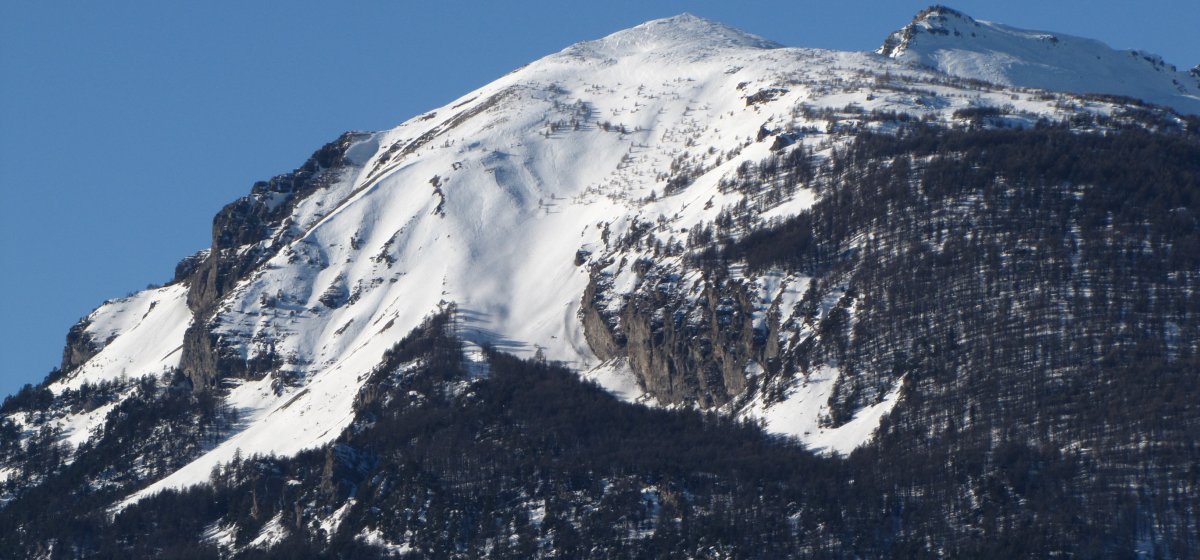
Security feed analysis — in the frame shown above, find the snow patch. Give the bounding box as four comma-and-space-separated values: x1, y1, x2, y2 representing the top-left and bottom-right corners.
581, 359, 643, 403
202, 521, 238, 549
59, 400, 119, 448
357, 527, 414, 555
743, 367, 904, 456
319, 499, 355, 540
247, 513, 287, 551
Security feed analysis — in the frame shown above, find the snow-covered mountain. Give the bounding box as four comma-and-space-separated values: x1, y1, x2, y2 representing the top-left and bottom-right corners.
879, 5, 1200, 115
4, 9, 1200, 557
38, 13, 1095, 499
9, 8, 1190, 499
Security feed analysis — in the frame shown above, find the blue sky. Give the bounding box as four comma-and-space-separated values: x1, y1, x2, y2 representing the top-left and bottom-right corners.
2, 0, 1198, 398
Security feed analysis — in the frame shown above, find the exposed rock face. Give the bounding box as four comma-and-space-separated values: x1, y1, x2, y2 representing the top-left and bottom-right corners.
579, 277, 622, 362
582, 264, 777, 407
319, 444, 370, 501
59, 319, 99, 374
171, 249, 208, 284
180, 131, 368, 390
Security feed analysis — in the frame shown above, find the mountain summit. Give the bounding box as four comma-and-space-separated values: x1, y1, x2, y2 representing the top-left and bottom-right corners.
561, 13, 782, 59
879, 5, 1200, 115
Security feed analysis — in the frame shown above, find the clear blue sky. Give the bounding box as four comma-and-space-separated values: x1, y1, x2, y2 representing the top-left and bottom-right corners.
2, 1, 1197, 398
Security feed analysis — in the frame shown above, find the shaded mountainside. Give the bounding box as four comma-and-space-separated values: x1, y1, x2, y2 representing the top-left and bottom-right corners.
3, 9, 1200, 559
3, 302, 1199, 558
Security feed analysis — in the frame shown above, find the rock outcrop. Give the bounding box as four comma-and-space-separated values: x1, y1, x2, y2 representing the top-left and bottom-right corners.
180, 132, 368, 390
59, 319, 99, 374
582, 263, 778, 407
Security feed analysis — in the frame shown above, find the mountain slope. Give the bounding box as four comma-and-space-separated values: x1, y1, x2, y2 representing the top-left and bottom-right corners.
3, 10, 1200, 558
140, 12, 1170, 499
879, 6, 1200, 115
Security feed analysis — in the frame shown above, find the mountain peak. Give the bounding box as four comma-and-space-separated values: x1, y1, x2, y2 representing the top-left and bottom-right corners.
878, 5, 1200, 115
913, 5, 972, 22
878, 5, 980, 58
561, 13, 781, 60
909, 4, 975, 27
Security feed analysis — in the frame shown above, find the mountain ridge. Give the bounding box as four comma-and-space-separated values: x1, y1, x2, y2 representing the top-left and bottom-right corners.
879, 5, 1200, 115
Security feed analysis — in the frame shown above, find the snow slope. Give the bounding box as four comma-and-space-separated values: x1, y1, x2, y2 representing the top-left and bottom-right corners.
20, 13, 1171, 505
879, 6, 1200, 115
0, 284, 192, 467
51, 284, 192, 395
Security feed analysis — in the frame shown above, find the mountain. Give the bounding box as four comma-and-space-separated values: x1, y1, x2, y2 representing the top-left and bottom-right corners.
879, 6, 1200, 115
3, 9, 1200, 558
